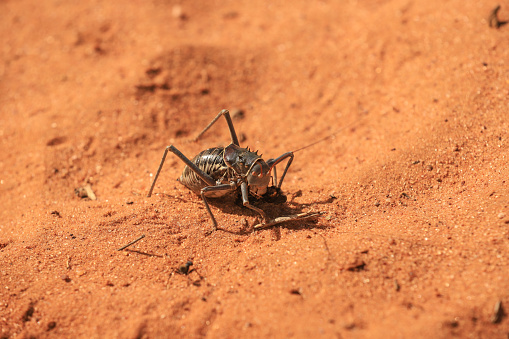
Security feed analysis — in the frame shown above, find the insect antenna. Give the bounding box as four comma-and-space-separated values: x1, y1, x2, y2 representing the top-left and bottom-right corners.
291, 116, 367, 154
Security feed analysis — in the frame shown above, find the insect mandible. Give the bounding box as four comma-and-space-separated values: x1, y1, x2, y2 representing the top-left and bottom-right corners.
147, 109, 322, 231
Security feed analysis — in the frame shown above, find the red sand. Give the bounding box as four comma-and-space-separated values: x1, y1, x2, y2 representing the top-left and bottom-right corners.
1, 1, 508, 337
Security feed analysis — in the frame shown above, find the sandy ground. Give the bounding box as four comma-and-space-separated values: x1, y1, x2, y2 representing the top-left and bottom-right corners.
1, 0, 509, 338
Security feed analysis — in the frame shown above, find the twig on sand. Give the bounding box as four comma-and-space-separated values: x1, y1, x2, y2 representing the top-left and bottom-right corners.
117, 234, 146, 251
489, 5, 507, 28
75, 184, 97, 200
254, 211, 324, 229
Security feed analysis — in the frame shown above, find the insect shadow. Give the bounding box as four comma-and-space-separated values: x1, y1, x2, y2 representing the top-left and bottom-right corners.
203, 189, 332, 235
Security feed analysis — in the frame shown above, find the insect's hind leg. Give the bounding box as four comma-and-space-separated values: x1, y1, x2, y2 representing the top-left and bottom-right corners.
193, 109, 240, 146
147, 145, 216, 197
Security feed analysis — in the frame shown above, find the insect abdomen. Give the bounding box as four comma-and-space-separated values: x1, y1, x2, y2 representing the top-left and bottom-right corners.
179, 147, 227, 194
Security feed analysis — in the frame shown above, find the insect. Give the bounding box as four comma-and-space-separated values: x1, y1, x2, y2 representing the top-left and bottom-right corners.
177, 261, 193, 275
147, 109, 319, 231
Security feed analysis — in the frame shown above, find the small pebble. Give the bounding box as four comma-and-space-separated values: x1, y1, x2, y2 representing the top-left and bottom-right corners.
230, 109, 245, 120
491, 300, 503, 324
75, 268, 86, 276
172, 5, 186, 19
497, 212, 505, 219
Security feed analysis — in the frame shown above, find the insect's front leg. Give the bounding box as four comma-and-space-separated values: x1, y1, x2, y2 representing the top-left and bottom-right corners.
201, 183, 237, 231
267, 152, 294, 189
240, 182, 267, 223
